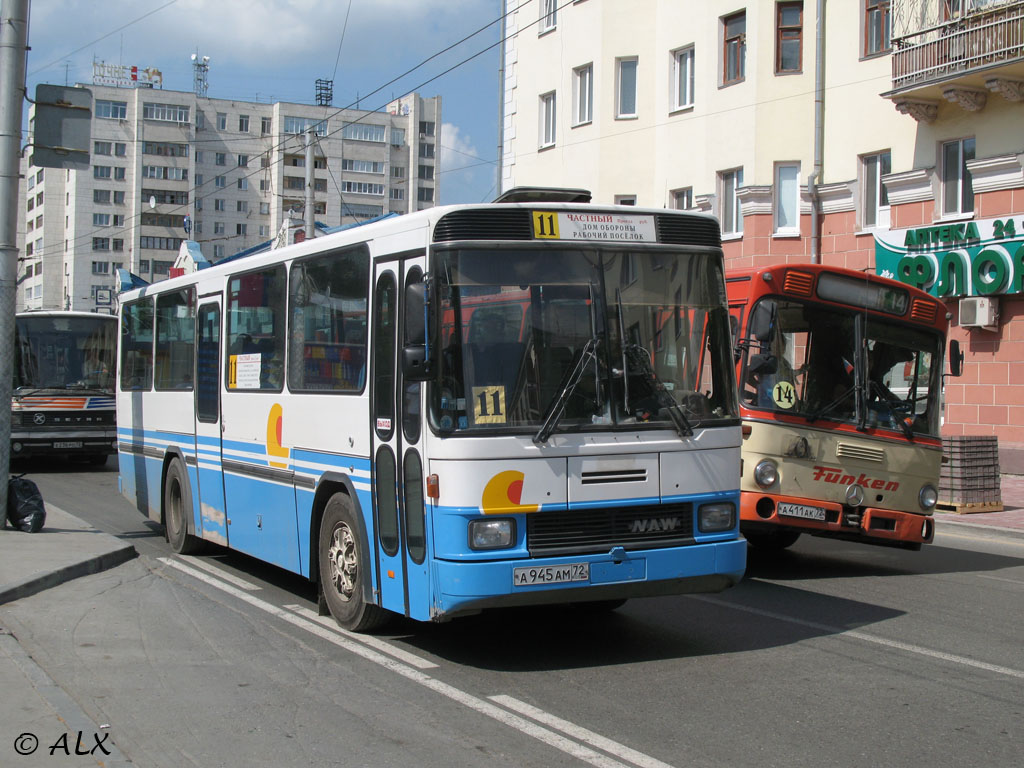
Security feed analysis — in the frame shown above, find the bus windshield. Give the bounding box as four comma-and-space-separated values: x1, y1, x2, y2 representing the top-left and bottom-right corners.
432, 246, 737, 435
740, 297, 943, 436
14, 315, 118, 392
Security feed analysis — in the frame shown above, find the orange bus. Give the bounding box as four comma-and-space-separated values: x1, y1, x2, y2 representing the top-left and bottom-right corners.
726, 264, 962, 551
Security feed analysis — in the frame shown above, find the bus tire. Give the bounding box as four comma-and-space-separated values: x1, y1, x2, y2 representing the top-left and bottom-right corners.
745, 529, 801, 551
319, 493, 389, 632
164, 459, 202, 554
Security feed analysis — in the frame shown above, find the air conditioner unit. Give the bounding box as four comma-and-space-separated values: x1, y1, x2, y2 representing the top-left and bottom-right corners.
959, 296, 999, 330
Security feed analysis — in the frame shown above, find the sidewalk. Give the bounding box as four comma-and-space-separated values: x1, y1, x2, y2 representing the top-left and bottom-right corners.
0, 505, 135, 767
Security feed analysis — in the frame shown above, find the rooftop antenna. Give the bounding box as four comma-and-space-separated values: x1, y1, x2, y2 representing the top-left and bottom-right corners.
191, 52, 210, 98
316, 79, 333, 107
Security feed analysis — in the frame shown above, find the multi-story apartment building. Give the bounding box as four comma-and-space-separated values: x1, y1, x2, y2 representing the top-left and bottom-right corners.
501, 0, 1024, 468
18, 81, 440, 313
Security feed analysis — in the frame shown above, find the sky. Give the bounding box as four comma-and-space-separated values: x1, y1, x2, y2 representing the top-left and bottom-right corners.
24, 0, 504, 205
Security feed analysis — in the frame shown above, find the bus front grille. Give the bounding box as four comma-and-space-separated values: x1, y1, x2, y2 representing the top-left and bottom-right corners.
527, 502, 695, 557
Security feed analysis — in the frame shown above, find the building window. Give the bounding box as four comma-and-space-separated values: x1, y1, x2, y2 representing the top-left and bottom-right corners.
236, 223, 247, 236
214, 222, 225, 235
93, 213, 111, 227
113, 238, 124, 252
774, 162, 800, 234
941, 138, 975, 216
862, 151, 891, 228
539, 91, 557, 148
92, 238, 110, 251
94, 189, 110, 204
719, 168, 744, 235
616, 57, 638, 118
139, 260, 150, 273
143, 103, 190, 123
114, 190, 125, 204
419, 121, 435, 136
237, 201, 248, 213
115, 142, 127, 157
540, 0, 557, 33
94, 141, 111, 155
341, 181, 385, 196
615, 195, 637, 206
238, 178, 249, 190
215, 176, 226, 188
114, 214, 125, 227
238, 154, 248, 167
215, 153, 226, 166
94, 166, 111, 179
113, 166, 125, 180
417, 187, 434, 203
260, 202, 270, 215
671, 188, 693, 209
259, 225, 269, 237
261, 116, 272, 134
213, 245, 225, 260
392, 166, 406, 179
343, 159, 386, 174
864, 0, 891, 56
672, 46, 695, 111
215, 199, 226, 211
418, 164, 435, 180
238, 114, 249, 132
217, 112, 227, 130
419, 142, 435, 159
341, 122, 385, 142
92, 261, 109, 274
95, 100, 127, 119
573, 64, 593, 125
391, 128, 405, 146
390, 188, 405, 200
723, 11, 746, 85
777, 3, 803, 73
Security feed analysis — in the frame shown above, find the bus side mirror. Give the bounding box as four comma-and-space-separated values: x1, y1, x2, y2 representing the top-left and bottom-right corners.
750, 303, 773, 342
949, 339, 964, 377
402, 281, 433, 381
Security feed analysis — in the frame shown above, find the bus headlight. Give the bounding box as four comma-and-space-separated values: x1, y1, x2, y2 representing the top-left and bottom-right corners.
919, 484, 938, 511
698, 502, 736, 532
469, 518, 515, 550
753, 459, 778, 488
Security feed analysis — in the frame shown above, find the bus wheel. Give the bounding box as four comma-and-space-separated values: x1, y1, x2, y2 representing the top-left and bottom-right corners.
164, 460, 202, 554
745, 529, 801, 551
319, 494, 389, 632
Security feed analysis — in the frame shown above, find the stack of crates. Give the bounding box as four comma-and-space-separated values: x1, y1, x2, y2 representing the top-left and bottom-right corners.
938, 435, 1002, 512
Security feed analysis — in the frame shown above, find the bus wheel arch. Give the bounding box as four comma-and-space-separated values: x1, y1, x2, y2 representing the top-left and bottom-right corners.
162, 455, 202, 554
318, 490, 389, 632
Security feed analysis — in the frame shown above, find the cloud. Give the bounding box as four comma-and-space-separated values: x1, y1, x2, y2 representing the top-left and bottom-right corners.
440, 122, 496, 204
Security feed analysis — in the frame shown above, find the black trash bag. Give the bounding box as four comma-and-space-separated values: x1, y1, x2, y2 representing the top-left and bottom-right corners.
6, 474, 46, 533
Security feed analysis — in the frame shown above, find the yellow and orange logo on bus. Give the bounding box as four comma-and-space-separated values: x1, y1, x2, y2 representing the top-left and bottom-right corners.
481, 470, 539, 514
267, 403, 289, 468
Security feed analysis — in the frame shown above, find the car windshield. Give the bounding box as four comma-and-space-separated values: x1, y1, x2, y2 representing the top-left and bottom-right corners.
14, 316, 117, 391
738, 297, 944, 436
430, 246, 737, 436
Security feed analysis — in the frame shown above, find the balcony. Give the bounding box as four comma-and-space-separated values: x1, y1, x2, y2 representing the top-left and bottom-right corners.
886, 0, 1024, 120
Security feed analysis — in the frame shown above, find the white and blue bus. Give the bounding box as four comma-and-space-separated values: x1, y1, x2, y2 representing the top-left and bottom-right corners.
117, 191, 745, 630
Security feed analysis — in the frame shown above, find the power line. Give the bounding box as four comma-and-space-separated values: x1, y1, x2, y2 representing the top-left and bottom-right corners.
330, 0, 354, 84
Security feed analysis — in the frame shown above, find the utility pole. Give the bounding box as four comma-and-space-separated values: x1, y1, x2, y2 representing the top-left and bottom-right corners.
304, 125, 315, 240
0, 0, 30, 511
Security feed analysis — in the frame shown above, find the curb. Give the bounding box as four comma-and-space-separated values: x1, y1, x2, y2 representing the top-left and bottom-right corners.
933, 517, 1024, 541
0, 545, 138, 606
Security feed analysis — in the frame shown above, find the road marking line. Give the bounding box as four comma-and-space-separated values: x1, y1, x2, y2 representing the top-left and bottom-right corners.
158, 558, 647, 768
282, 604, 438, 670
692, 595, 1024, 680
177, 556, 261, 591
490, 695, 676, 768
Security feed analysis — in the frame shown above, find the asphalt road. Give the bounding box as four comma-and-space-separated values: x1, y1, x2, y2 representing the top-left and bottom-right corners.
3, 457, 1022, 768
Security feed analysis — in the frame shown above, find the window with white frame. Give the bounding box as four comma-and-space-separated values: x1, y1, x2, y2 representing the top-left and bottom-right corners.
214, 199, 225, 211
239, 114, 249, 132
238, 178, 248, 191
259, 225, 269, 237
217, 112, 227, 130
92, 261, 109, 274
236, 223, 247, 236
261, 116, 272, 135
237, 201, 248, 213
539, 91, 557, 148
213, 245, 225, 260
672, 46, 695, 111
573, 64, 593, 126
616, 58, 638, 118
719, 168, 744, 235
941, 138, 975, 216
774, 163, 800, 234
671, 187, 693, 209
95, 100, 127, 119
540, 0, 557, 32
94, 141, 111, 155
862, 151, 891, 228
143, 102, 190, 123
215, 176, 226, 188
214, 222, 225, 235
93, 213, 111, 227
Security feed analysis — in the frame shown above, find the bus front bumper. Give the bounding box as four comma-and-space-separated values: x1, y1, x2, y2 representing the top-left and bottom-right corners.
740, 492, 935, 547
430, 538, 747, 620
11, 430, 118, 458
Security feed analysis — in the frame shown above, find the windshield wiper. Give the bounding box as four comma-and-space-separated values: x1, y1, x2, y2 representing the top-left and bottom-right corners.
624, 345, 694, 438
533, 336, 601, 445
806, 386, 856, 423
864, 380, 915, 439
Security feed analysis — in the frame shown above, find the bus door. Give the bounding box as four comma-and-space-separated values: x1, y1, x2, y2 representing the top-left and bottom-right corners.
193, 299, 228, 546
370, 255, 430, 619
